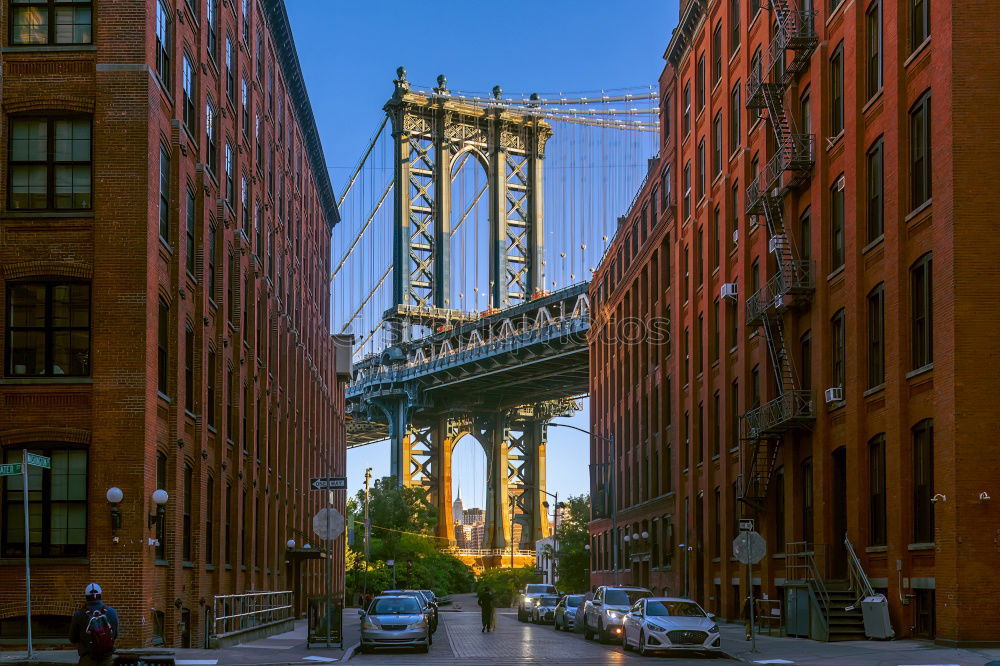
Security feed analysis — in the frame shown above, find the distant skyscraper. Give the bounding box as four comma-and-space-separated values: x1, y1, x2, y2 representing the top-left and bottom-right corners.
462, 507, 484, 525
452, 486, 465, 525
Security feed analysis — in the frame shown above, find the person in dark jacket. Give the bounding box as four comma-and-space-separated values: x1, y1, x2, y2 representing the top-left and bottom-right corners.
69, 583, 119, 666
477, 587, 495, 633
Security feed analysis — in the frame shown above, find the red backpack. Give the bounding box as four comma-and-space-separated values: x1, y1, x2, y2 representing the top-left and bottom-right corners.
84, 607, 116, 655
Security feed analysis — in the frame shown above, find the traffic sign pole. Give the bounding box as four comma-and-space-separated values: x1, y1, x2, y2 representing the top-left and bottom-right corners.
22, 449, 33, 659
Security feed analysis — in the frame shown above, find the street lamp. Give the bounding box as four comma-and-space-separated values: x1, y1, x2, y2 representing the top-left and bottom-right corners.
286, 539, 296, 549
106, 487, 123, 530
148, 489, 168, 528
549, 422, 618, 584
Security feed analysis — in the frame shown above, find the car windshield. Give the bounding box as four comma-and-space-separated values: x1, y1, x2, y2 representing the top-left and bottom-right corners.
605, 589, 651, 606
526, 584, 557, 594
371, 597, 421, 614
646, 600, 706, 617
566, 595, 584, 607
538, 596, 559, 605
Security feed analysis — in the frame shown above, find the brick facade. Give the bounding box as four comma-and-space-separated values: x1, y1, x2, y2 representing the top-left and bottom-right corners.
0, 0, 347, 649
589, 0, 1000, 646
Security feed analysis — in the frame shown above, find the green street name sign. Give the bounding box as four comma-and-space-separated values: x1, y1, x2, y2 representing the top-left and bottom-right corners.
0, 463, 22, 476
26, 453, 50, 469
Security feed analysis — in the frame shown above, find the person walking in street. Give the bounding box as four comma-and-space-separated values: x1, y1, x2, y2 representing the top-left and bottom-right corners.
69, 583, 119, 666
478, 586, 496, 633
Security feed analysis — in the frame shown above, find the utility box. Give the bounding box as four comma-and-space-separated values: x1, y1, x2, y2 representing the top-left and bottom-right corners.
331, 333, 354, 380
860, 594, 895, 639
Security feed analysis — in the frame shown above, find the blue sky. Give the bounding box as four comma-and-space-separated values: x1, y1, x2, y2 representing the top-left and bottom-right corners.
286, 0, 679, 505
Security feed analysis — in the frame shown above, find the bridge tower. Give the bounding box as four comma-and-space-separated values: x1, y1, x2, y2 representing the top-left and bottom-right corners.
371, 70, 558, 554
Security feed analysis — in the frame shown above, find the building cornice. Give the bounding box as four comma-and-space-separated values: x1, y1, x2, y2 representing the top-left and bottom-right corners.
664, 0, 706, 68
263, 1, 340, 229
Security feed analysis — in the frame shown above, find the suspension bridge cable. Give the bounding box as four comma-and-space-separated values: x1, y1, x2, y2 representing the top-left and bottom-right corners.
452, 182, 489, 234
340, 264, 392, 334
337, 115, 388, 207
331, 180, 393, 282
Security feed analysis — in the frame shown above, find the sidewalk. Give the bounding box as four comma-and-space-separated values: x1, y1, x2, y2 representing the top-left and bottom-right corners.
0, 614, 361, 666
720, 623, 1000, 665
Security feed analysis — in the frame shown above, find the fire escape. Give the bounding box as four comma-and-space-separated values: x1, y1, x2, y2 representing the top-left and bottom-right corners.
740, 1, 818, 510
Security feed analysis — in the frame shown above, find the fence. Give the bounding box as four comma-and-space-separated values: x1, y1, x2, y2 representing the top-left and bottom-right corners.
211, 590, 293, 637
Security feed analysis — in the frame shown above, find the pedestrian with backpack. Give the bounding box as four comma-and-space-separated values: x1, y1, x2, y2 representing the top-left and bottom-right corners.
69, 583, 119, 666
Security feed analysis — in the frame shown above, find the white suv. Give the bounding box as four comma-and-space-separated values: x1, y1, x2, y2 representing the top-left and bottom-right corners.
582, 585, 652, 643
517, 583, 558, 622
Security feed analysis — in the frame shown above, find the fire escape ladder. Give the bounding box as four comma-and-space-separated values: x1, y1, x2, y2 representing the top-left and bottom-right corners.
741, 0, 817, 509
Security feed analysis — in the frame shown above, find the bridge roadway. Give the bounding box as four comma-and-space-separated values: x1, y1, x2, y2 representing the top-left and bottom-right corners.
346, 282, 591, 447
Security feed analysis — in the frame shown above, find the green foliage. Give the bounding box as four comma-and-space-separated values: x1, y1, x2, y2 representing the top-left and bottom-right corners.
475, 567, 539, 608
554, 494, 591, 593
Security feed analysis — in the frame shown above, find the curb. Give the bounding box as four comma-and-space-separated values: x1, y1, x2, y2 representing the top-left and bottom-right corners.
341, 642, 360, 661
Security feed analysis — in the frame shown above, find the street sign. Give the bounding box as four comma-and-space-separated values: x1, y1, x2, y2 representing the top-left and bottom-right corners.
0, 463, 22, 476
739, 518, 755, 532
311, 477, 347, 491
25, 453, 50, 469
312, 508, 345, 541
733, 530, 766, 565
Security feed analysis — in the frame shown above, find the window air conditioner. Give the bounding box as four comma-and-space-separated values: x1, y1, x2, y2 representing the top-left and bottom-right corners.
732, 229, 739, 245
721, 283, 738, 299
824, 387, 844, 403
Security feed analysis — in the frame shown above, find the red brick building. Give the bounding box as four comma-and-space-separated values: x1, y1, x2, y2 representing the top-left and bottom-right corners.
590, 0, 1000, 645
0, 0, 348, 648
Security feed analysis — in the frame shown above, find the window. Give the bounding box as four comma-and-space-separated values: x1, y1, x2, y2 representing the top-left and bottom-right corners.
800, 330, 812, 391
2, 448, 87, 557
831, 309, 846, 389
712, 22, 723, 84
226, 366, 235, 440
10, 116, 91, 211
683, 162, 691, 219
662, 163, 672, 208
157, 298, 169, 395
868, 283, 885, 387
206, 0, 218, 60
159, 146, 170, 241
182, 53, 197, 131
205, 476, 215, 563
241, 78, 249, 138
712, 205, 721, 269
799, 208, 811, 262
7, 280, 90, 378
729, 83, 741, 152
207, 348, 217, 427
697, 139, 706, 200
830, 43, 844, 135
868, 434, 886, 546
751, 258, 760, 297
729, 379, 739, 448
185, 187, 196, 275
911, 252, 933, 369
206, 101, 218, 175
800, 89, 812, 137
241, 0, 250, 44
801, 458, 813, 544
11, 0, 92, 45
682, 83, 691, 136
730, 0, 741, 54
184, 326, 194, 412
751, 365, 761, 408
867, 138, 884, 242
727, 296, 738, 350
682, 410, 690, 469
712, 112, 723, 178
155, 0, 171, 88
240, 175, 249, 233
866, 1, 882, 99
225, 37, 235, 103
831, 175, 845, 270
182, 464, 193, 561
712, 487, 721, 558
696, 54, 706, 111
912, 419, 934, 542
155, 452, 167, 560
910, 91, 932, 210
774, 467, 785, 549
712, 390, 721, 456
224, 481, 233, 564
224, 143, 234, 203
911, 0, 929, 50
208, 224, 218, 300
729, 180, 739, 250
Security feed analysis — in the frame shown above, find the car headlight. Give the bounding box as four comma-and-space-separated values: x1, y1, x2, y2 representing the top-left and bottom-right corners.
708, 624, 719, 633
407, 620, 428, 630
362, 618, 381, 630
605, 610, 620, 620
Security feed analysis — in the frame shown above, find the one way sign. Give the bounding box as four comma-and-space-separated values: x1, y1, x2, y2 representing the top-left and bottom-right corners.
311, 477, 347, 491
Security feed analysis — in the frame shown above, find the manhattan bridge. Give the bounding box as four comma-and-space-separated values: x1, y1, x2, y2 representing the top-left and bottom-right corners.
333, 68, 659, 568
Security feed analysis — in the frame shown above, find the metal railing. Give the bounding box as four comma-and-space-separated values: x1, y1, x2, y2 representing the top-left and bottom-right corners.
441, 547, 536, 558
844, 535, 874, 606
745, 261, 814, 325
745, 134, 814, 215
746, 10, 817, 105
784, 542, 829, 617
212, 590, 293, 637
743, 391, 814, 438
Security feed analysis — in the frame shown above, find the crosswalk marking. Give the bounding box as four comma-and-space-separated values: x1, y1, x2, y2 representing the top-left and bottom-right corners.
175, 661, 218, 665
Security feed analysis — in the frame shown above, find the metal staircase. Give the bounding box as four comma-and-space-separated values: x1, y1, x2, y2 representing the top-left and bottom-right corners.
740, 0, 818, 508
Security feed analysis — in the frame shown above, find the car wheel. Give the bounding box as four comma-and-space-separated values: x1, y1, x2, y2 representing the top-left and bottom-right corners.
598, 620, 606, 644
584, 621, 594, 640
622, 630, 632, 651
517, 608, 526, 622
638, 631, 649, 657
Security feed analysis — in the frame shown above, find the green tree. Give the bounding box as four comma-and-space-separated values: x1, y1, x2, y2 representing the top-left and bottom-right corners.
554, 494, 591, 593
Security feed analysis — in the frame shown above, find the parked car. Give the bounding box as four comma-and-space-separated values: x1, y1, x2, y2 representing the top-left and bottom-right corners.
358, 595, 431, 654
621, 597, 722, 656
529, 594, 560, 624
582, 585, 652, 643
554, 594, 586, 631
382, 589, 438, 632
517, 583, 558, 621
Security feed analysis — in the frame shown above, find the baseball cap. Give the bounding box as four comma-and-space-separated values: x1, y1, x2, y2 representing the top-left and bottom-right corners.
85, 583, 102, 598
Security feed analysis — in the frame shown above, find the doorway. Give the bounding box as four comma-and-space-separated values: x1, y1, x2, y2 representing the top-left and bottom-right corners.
830, 446, 847, 578
180, 608, 191, 648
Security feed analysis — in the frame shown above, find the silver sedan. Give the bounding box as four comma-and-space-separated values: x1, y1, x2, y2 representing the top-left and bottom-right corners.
621, 597, 722, 656
358, 595, 432, 654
